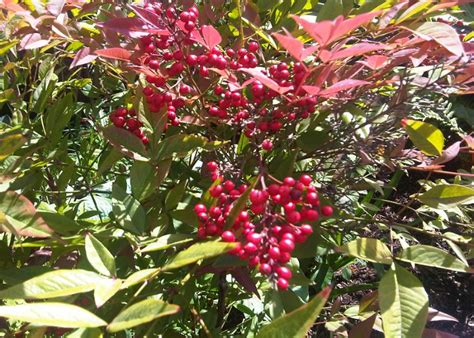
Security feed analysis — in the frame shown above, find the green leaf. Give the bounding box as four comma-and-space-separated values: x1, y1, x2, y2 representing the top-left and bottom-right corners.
395, 1, 433, 24
121, 269, 160, 289
112, 182, 146, 234
0, 191, 53, 238
379, 264, 429, 338
38, 211, 80, 234
33, 67, 58, 113
257, 287, 332, 338
130, 161, 155, 200
404, 119, 444, 156
0, 269, 106, 299
296, 129, 330, 153
0, 303, 107, 328
163, 242, 236, 271
94, 279, 122, 308
418, 184, 474, 209
397, 245, 472, 273
318, 0, 344, 21
0, 40, 18, 55
85, 234, 116, 277
0, 133, 27, 160
412, 22, 464, 57
102, 126, 149, 162
338, 238, 393, 264
107, 298, 180, 332
165, 180, 187, 210
155, 134, 207, 160
45, 93, 76, 144
141, 234, 194, 253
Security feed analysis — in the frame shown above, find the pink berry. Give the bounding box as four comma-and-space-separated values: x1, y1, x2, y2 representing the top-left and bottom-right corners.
262, 139, 273, 151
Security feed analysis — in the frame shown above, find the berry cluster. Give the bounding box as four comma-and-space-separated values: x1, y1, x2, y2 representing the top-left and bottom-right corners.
109, 107, 148, 145
194, 162, 334, 290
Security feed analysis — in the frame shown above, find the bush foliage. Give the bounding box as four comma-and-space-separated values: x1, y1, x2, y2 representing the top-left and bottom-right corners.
0, 0, 473, 337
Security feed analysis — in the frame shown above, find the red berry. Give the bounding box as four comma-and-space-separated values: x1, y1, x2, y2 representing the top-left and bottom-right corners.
248, 40, 259, 53
194, 204, 207, 214
221, 231, 235, 242
244, 242, 258, 254
206, 161, 218, 172
299, 174, 312, 186
259, 263, 272, 275
300, 224, 313, 235
279, 239, 295, 252
305, 209, 319, 222
286, 211, 301, 224
283, 177, 296, 186
277, 277, 289, 290
321, 205, 333, 217
186, 54, 198, 66
268, 246, 281, 260
184, 20, 195, 31
223, 180, 235, 192
262, 139, 273, 151
276, 266, 292, 279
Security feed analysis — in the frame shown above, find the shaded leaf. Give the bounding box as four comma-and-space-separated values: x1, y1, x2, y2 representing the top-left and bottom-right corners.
155, 134, 207, 160
102, 125, 148, 161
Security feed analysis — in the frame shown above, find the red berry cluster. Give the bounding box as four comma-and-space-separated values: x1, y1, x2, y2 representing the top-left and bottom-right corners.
109, 107, 149, 145
194, 162, 334, 290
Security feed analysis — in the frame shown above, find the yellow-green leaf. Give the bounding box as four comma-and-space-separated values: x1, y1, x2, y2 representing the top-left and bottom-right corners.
162, 242, 236, 271
0, 269, 106, 299
85, 234, 116, 277
257, 287, 332, 338
107, 298, 179, 332
0, 133, 26, 160
141, 234, 194, 253
418, 184, 474, 209
397, 245, 473, 273
338, 238, 393, 264
379, 264, 428, 338
0, 303, 107, 328
404, 119, 444, 156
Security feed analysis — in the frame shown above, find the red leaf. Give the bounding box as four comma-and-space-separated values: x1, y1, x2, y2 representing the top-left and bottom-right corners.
431, 141, 461, 165
98, 17, 149, 38
0, 0, 25, 12
409, 22, 464, 56
324, 43, 388, 62
291, 11, 380, 47
191, 25, 222, 50
359, 55, 388, 70
320, 79, 370, 97
95, 48, 131, 62
332, 11, 380, 43
302, 86, 321, 95
19, 33, 49, 50
273, 31, 318, 61
70, 47, 97, 68
129, 4, 161, 28
240, 68, 292, 95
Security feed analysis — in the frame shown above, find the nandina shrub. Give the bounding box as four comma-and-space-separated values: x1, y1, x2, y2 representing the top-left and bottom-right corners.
0, 0, 473, 337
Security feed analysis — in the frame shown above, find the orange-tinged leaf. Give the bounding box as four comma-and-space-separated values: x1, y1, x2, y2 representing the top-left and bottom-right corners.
95, 48, 132, 61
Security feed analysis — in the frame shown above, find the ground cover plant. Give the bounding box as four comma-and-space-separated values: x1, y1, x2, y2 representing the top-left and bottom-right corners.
0, 0, 473, 337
